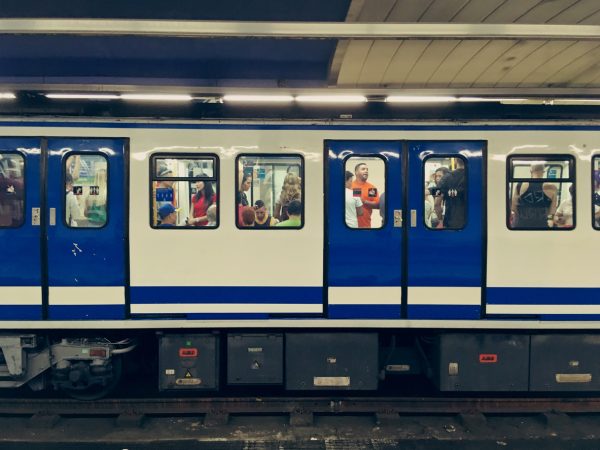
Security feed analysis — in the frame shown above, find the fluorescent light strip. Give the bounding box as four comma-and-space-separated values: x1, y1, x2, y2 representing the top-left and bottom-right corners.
223, 94, 294, 103
46, 93, 120, 100
120, 94, 192, 101
386, 95, 457, 103
296, 95, 367, 103
0, 93, 16, 99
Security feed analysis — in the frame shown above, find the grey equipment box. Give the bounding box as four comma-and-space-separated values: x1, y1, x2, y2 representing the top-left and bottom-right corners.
158, 334, 219, 391
530, 334, 600, 391
286, 333, 378, 391
227, 333, 283, 385
433, 333, 529, 391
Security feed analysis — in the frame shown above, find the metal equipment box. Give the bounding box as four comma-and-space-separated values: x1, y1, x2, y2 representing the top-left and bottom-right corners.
158, 333, 219, 391
432, 334, 529, 391
227, 333, 283, 385
530, 334, 600, 391
285, 333, 378, 390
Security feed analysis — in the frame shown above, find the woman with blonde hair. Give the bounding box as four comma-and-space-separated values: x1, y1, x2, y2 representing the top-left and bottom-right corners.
274, 171, 301, 221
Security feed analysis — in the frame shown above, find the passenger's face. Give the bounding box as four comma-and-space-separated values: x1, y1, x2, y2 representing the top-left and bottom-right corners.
356, 165, 368, 181
345, 178, 352, 189
195, 180, 204, 191
434, 171, 444, 184
255, 206, 266, 221
242, 178, 251, 191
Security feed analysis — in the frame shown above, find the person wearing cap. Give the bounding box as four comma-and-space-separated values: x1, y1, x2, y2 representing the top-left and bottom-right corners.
158, 203, 179, 227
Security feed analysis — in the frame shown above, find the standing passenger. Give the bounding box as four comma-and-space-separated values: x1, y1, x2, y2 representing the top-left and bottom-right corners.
511, 163, 557, 228
276, 200, 302, 227
351, 163, 379, 228
253, 200, 279, 228
189, 179, 216, 226
344, 171, 363, 228
65, 173, 84, 227
435, 159, 466, 229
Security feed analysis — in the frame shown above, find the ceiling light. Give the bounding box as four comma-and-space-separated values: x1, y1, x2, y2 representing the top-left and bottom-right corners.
551, 98, 600, 105
120, 94, 193, 101
296, 95, 367, 103
385, 96, 457, 103
457, 97, 527, 103
46, 93, 120, 100
0, 93, 16, 99
223, 94, 294, 103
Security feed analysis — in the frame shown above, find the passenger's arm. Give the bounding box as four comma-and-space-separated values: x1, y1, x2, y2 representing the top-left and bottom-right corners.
434, 195, 443, 222
356, 205, 364, 216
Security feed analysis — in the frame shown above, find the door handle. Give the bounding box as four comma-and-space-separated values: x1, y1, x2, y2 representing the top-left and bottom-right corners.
49, 208, 56, 226
410, 209, 417, 228
393, 209, 402, 228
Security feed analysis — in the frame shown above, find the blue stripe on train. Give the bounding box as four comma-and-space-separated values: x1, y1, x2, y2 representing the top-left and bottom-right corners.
329, 305, 401, 319
49, 305, 125, 320
408, 305, 481, 320
130, 286, 323, 304
487, 288, 600, 305
0, 306, 42, 320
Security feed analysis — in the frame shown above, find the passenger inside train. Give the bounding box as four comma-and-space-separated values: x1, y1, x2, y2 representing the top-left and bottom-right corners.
344, 156, 383, 229
424, 156, 466, 229
64, 154, 108, 228
0, 153, 24, 227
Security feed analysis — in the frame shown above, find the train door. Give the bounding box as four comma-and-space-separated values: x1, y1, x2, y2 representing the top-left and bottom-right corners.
405, 141, 485, 319
326, 140, 403, 318
0, 138, 42, 319
46, 138, 127, 319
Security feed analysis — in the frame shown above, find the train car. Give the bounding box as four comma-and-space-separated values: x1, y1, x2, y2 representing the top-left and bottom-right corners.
0, 118, 599, 397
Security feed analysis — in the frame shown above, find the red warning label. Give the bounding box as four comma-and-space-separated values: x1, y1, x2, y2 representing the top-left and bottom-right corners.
479, 354, 498, 363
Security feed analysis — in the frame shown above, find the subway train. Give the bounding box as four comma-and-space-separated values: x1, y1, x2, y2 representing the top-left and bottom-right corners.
0, 118, 599, 398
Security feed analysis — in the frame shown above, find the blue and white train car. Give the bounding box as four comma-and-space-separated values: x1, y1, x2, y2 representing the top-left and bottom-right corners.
0, 119, 598, 396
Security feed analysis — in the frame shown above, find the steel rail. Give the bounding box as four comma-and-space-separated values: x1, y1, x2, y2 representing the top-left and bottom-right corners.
1, 19, 600, 40
2, 396, 600, 416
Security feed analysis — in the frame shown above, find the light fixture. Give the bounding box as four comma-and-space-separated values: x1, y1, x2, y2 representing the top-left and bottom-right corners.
223, 94, 294, 103
457, 97, 527, 103
385, 95, 457, 103
120, 94, 193, 101
45, 93, 120, 100
0, 93, 16, 99
296, 95, 367, 103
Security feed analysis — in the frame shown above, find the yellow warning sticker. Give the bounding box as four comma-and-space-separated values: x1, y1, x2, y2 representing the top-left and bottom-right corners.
185, 369, 193, 378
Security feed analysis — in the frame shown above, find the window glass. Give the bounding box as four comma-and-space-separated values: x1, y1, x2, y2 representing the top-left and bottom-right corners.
594, 157, 600, 230
344, 156, 385, 229
424, 156, 467, 229
0, 153, 24, 228
151, 155, 218, 228
65, 154, 108, 228
236, 155, 303, 228
508, 156, 574, 230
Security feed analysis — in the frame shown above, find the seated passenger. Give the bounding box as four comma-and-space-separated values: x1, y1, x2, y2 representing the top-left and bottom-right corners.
253, 200, 279, 228
276, 200, 302, 227
158, 203, 179, 227
206, 204, 217, 227
240, 205, 256, 227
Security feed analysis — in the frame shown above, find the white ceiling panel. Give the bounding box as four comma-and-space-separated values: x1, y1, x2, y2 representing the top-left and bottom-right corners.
331, 0, 600, 91
496, 41, 577, 85
357, 40, 402, 85
404, 40, 462, 87
451, 0, 507, 23
548, 0, 600, 24
426, 40, 490, 86
380, 40, 432, 86
387, 0, 435, 22
518, 41, 600, 86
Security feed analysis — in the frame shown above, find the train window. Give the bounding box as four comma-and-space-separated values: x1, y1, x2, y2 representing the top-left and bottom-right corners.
344, 156, 385, 229
0, 153, 25, 228
64, 154, 108, 228
424, 156, 467, 230
507, 156, 575, 230
594, 157, 600, 230
150, 155, 218, 229
236, 155, 303, 229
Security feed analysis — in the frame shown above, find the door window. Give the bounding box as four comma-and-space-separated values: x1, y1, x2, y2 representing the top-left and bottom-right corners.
64, 154, 108, 228
344, 156, 385, 229
0, 153, 25, 228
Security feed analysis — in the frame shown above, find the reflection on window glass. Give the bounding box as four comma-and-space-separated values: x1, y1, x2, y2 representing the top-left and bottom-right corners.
0, 153, 24, 228
508, 156, 574, 230
424, 157, 466, 229
151, 155, 218, 228
344, 157, 384, 229
64, 154, 108, 228
594, 157, 600, 230
237, 155, 303, 228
